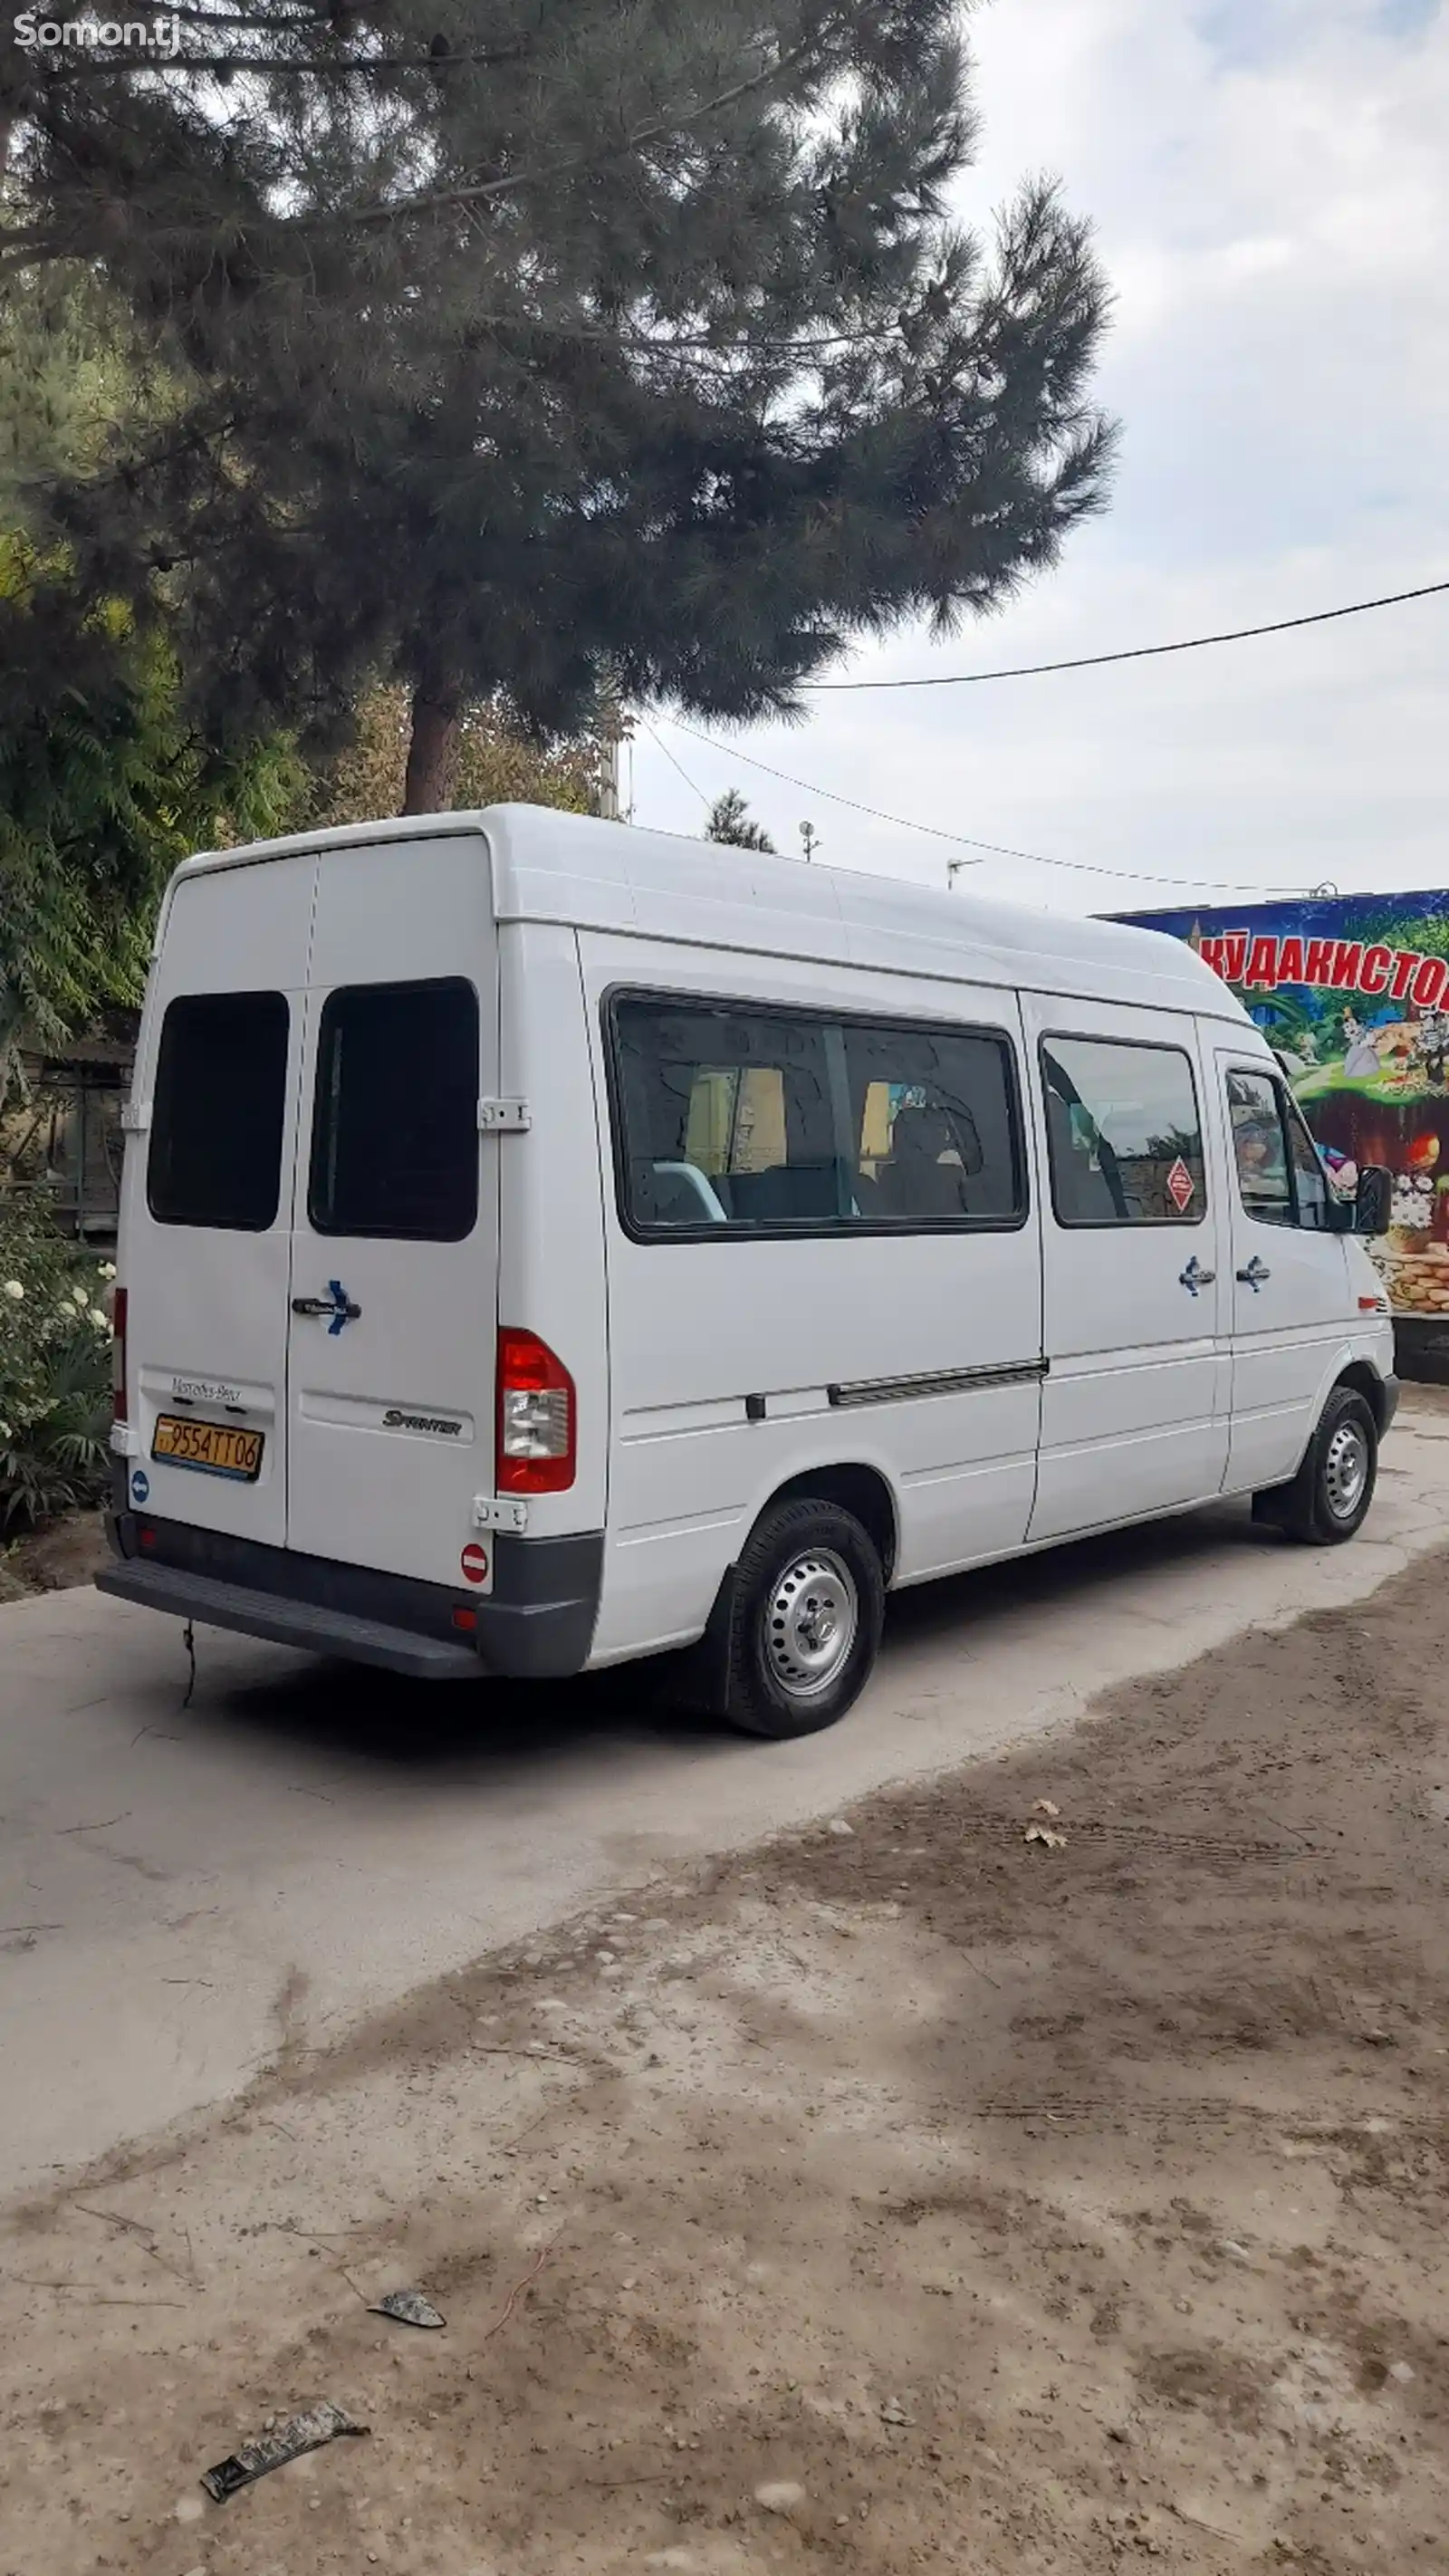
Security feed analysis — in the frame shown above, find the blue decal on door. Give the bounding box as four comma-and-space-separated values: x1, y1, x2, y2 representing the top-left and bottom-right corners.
130, 1468, 149, 1505
327, 1280, 354, 1335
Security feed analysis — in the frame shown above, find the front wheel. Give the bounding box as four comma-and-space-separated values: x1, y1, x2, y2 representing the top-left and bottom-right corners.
722, 1497, 885, 1739
1260, 1386, 1378, 1546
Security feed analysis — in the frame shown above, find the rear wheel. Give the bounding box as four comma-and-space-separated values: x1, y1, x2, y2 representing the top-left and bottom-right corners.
723, 1497, 885, 1739
1258, 1385, 1378, 1545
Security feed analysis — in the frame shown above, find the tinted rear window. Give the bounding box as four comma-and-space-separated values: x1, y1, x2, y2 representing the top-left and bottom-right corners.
148, 991, 290, 1231
308, 978, 479, 1241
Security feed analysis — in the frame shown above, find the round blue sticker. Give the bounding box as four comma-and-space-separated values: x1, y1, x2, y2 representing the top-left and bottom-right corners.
130, 1468, 150, 1506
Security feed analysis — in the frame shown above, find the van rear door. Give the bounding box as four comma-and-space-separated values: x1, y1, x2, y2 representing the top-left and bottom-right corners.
283, 832, 499, 1591
123, 852, 316, 1548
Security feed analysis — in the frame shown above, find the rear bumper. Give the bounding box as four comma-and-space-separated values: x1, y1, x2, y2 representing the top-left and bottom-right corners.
97, 1553, 482, 1678
101, 1499, 604, 1683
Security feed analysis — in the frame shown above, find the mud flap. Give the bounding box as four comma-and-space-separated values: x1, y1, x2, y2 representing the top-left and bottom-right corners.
667, 1562, 741, 1716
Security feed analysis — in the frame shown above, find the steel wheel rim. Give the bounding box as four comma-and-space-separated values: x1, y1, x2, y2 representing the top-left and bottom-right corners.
764, 1548, 859, 1700
1324, 1418, 1368, 1520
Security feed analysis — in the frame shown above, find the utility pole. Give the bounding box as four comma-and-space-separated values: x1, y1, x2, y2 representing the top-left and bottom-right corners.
593, 695, 629, 821
597, 732, 621, 822
800, 821, 820, 863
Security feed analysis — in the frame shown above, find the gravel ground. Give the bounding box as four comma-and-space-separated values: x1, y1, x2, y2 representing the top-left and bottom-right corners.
2, 1520, 1447, 2574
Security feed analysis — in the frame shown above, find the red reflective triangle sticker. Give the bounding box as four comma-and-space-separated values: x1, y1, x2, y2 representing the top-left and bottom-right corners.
1166, 1158, 1195, 1215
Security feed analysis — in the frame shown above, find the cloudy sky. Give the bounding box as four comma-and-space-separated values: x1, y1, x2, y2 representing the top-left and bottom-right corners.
630, 0, 1449, 918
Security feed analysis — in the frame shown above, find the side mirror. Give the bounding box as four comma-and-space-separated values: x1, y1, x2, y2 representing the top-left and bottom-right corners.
1354, 1166, 1392, 1237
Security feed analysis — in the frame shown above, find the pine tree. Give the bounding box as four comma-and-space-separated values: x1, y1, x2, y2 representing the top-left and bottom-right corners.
7, 2, 1116, 809
308, 682, 610, 826
0, 535, 305, 1106
706, 789, 776, 852
0, 271, 303, 1101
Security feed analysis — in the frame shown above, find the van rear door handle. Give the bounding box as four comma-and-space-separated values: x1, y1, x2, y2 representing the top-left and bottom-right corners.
1178, 1256, 1215, 1296
292, 1281, 361, 1333
1236, 1256, 1271, 1292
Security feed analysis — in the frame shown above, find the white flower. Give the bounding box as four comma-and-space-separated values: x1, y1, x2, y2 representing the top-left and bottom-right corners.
0, 1421, 10, 1442
3, 1280, 23, 1302
89, 1309, 109, 1331
71, 1284, 90, 1309
99, 1262, 117, 1282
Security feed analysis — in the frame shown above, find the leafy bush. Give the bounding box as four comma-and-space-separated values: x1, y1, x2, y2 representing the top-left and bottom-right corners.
0, 1191, 112, 1529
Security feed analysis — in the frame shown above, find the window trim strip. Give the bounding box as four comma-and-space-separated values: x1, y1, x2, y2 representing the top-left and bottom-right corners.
827, 1359, 1050, 1409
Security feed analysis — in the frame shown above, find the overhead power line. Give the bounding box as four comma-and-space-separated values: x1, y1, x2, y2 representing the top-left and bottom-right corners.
639, 716, 711, 811
801, 578, 1449, 693
657, 716, 1305, 894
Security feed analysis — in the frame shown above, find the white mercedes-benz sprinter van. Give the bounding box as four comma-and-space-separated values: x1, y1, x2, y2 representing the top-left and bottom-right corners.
99, 806, 1397, 1736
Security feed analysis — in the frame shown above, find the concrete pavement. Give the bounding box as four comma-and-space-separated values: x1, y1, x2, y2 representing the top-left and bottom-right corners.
4, 1401, 1448, 2199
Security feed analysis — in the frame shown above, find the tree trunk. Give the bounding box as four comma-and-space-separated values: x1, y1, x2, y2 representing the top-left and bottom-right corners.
0, 991, 23, 1123
401, 685, 460, 815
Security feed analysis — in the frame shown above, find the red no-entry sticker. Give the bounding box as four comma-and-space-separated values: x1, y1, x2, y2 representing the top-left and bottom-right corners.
1166, 1158, 1195, 1215
460, 1542, 490, 1586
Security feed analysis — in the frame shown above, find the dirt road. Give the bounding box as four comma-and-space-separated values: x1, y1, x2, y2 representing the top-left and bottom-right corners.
3, 1520, 1446, 2572
6, 1399, 1449, 2198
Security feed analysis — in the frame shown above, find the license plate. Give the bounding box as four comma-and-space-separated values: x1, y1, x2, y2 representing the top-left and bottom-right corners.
152, 1415, 264, 1482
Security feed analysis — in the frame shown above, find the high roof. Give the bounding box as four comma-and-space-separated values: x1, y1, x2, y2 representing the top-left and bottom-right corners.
179, 803, 1249, 1022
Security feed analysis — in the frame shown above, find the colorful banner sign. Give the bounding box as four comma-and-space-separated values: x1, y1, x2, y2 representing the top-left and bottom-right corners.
1118, 892, 1449, 1327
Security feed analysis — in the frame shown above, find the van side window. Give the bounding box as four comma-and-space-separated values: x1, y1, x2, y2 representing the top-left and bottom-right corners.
1042, 1036, 1205, 1227
1284, 1092, 1332, 1231
613, 999, 839, 1229
148, 991, 290, 1232
846, 1024, 1022, 1224
609, 995, 1026, 1236
309, 978, 479, 1241
1227, 1069, 1330, 1231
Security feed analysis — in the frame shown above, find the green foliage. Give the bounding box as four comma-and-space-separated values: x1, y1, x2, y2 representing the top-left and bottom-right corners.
9, 1, 1116, 783
0, 259, 161, 524
0, 533, 309, 1096
706, 789, 776, 851
0, 1192, 112, 1530
0, 255, 309, 1087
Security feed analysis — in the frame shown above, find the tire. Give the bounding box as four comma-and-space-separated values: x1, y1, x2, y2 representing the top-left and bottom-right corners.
721, 1497, 886, 1740
1262, 1385, 1379, 1546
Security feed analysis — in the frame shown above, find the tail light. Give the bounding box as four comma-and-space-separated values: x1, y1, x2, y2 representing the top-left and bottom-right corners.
496, 1327, 575, 1494
111, 1286, 129, 1425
